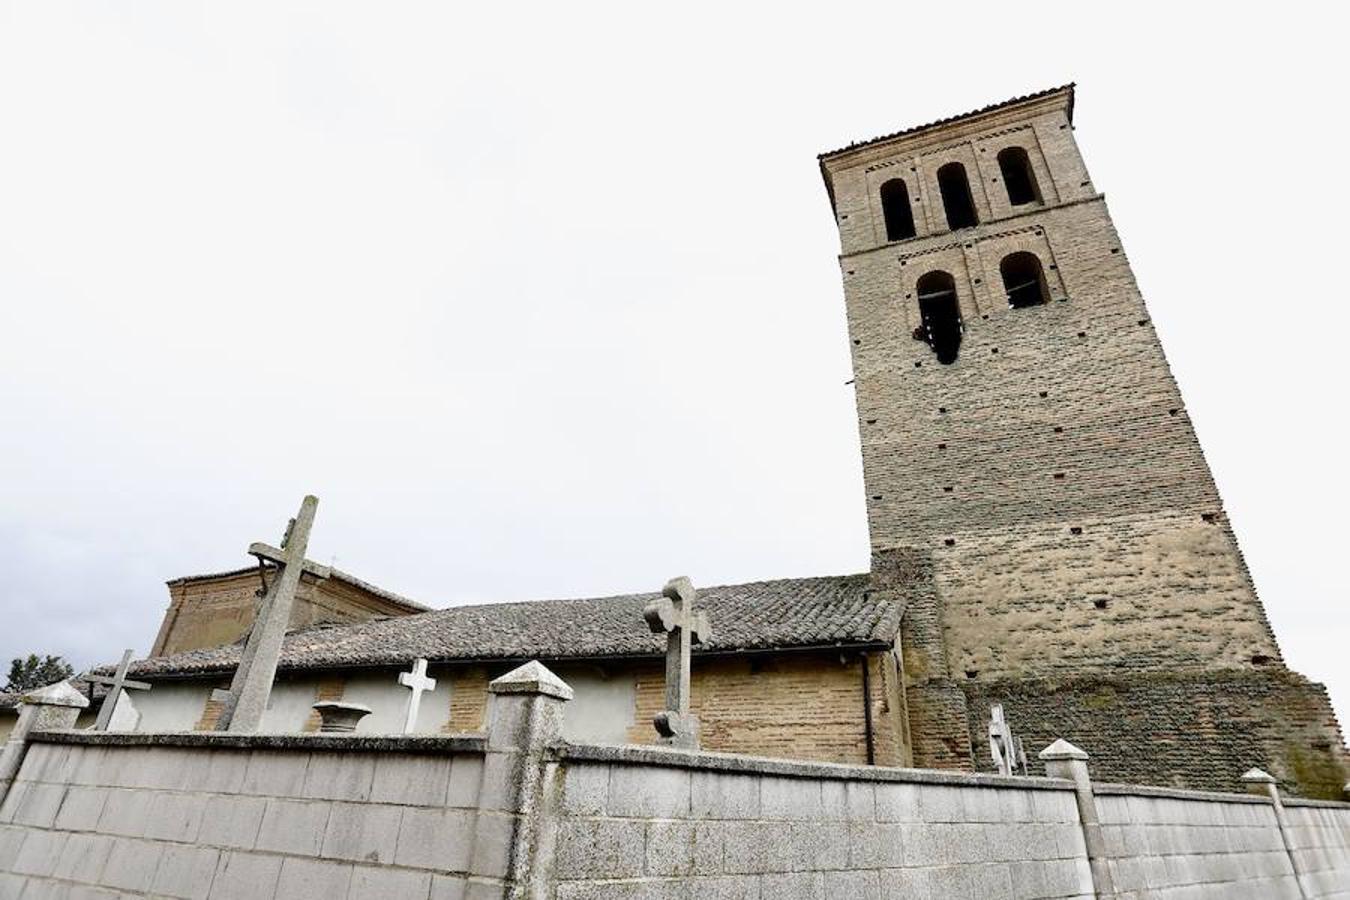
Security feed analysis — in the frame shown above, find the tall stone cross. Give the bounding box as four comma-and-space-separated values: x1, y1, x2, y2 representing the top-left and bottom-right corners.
643, 576, 711, 749
988, 703, 1028, 776
215, 495, 331, 733
397, 658, 437, 734
83, 649, 151, 731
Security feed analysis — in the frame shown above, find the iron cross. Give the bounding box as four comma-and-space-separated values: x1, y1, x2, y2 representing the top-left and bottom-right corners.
397, 657, 437, 734
643, 576, 711, 748
215, 495, 331, 733
83, 649, 151, 731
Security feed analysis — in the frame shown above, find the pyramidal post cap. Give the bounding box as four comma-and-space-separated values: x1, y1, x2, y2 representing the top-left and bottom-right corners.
1038, 739, 1089, 761
1241, 768, 1277, 784
489, 660, 574, 701
21, 680, 90, 709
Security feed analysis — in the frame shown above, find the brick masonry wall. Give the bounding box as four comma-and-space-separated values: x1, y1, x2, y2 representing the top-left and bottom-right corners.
1093, 789, 1300, 897
1283, 801, 1350, 898
963, 671, 1350, 799
0, 738, 494, 899
152, 572, 420, 657
549, 753, 1093, 899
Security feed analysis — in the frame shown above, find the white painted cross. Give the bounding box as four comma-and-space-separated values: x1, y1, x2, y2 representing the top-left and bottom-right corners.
988, 703, 1028, 776
397, 658, 437, 734
82, 649, 151, 731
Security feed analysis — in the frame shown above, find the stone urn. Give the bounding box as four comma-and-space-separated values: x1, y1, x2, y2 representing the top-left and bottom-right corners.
311, 701, 372, 733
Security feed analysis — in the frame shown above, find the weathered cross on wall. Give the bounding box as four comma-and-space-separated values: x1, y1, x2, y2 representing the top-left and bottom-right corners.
82, 649, 151, 731
643, 576, 711, 749
988, 703, 1028, 776
214, 495, 331, 733
397, 657, 437, 734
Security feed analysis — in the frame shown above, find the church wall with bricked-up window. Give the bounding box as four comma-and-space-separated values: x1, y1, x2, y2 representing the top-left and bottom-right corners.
819, 85, 1349, 797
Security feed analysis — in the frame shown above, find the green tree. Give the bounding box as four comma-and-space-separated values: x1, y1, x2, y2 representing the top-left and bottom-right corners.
4, 654, 74, 693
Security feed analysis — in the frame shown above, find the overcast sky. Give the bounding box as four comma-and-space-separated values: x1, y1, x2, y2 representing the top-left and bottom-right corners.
1, 3, 1345, 729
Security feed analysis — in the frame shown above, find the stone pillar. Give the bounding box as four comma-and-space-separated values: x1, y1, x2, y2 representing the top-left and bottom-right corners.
478, 661, 572, 900
1242, 768, 1312, 899
1039, 739, 1114, 898
0, 681, 88, 806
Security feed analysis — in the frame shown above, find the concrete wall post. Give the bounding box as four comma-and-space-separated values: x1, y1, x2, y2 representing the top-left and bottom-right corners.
1242, 768, 1312, 899
481, 660, 573, 900
0, 681, 88, 806
1040, 738, 1115, 898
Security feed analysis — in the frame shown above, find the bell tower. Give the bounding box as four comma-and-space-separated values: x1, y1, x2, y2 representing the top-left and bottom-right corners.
819, 85, 1347, 795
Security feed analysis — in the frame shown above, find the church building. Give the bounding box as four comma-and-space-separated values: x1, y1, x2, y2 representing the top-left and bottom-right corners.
61, 85, 1348, 798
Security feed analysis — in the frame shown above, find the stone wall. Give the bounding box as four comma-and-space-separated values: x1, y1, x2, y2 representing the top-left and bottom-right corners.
2, 664, 1349, 898
1284, 800, 1350, 899
1093, 784, 1300, 897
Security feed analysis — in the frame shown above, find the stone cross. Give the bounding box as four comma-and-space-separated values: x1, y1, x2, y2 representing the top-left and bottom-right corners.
988, 703, 1028, 776
398, 657, 437, 734
215, 495, 331, 732
82, 649, 151, 731
643, 576, 711, 749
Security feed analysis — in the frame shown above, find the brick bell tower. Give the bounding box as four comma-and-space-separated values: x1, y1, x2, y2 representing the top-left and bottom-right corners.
819, 85, 1347, 796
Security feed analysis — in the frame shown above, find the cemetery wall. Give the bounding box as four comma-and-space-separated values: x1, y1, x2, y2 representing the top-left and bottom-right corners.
1284, 800, 1350, 899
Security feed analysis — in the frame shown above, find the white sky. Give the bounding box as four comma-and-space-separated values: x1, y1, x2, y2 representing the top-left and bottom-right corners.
1, 3, 1346, 731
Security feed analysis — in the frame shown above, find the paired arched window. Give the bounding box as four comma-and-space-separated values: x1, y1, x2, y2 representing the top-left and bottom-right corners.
1000, 252, 1050, 308
937, 162, 979, 230
997, 147, 1041, 206
915, 271, 963, 364
880, 178, 916, 241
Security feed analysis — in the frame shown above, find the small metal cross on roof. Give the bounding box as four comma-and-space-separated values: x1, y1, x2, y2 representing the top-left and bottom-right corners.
988, 703, 1028, 776
643, 576, 711, 749
82, 649, 151, 731
397, 657, 437, 734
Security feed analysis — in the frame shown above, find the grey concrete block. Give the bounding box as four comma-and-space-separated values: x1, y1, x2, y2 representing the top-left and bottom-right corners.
915, 785, 965, 823
347, 865, 433, 900
51, 832, 115, 884
12, 829, 67, 877
66, 747, 111, 787
209, 851, 283, 900
196, 795, 267, 850
53, 786, 110, 832
0, 823, 27, 864
464, 878, 507, 900
394, 806, 475, 872
691, 772, 759, 821
446, 755, 484, 809
274, 857, 354, 900
0, 874, 26, 898
68, 885, 124, 900
645, 821, 722, 877
302, 752, 375, 802
144, 791, 208, 842
823, 870, 877, 900
607, 766, 690, 819
95, 788, 154, 837
370, 754, 452, 807
0, 782, 26, 824
196, 750, 249, 795
874, 783, 920, 823
469, 810, 517, 879
687, 875, 761, 900
790, 822, 849, 870
722, 821, 795, 874
151, 844, 220, 900
476, 752, 521, 812
429, 874, 467, 900
555, 818, 645, 879
12, 783, 67, 828
849, 821, 905, 869
254, 798, 330, 856
240, 750, 310, 798
321, 801, 402, 865
759, 871, 823, 900
101, 837, 163, 892
561, 764, 609, 816
759, 776, 821, 821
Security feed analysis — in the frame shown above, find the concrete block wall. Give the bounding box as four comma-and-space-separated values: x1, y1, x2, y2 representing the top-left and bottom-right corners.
1093, 785, 1300, 898
1284, 800, 1350, 899
0, 735, 496, 899
547, 745, 1093, 900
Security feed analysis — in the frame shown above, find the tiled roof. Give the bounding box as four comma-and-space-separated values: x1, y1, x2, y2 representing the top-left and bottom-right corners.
167, 565, 431, 614
818, 83, 1076, 160
129, 573, 896, 678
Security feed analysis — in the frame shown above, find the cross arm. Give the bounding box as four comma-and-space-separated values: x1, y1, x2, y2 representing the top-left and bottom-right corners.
249, 542, 333, 580
81, 673, 152, 691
